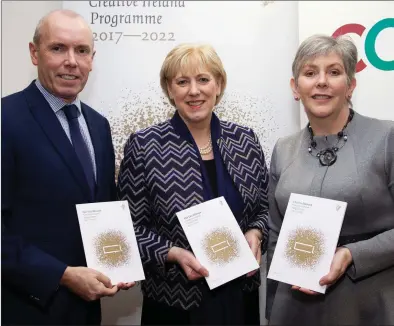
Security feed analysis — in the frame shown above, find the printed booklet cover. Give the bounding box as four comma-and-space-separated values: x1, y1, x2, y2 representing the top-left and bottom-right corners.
267, 193, 347, 293
176, 197, 259, 289
76, 200, 145, 284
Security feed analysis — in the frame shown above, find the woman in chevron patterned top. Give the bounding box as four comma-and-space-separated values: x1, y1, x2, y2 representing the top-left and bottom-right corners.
266, 35, 394, 325
117, 43, 269, 325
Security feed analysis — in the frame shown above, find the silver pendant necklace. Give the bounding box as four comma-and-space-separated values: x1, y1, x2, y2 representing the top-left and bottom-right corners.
307, 109, 354, 166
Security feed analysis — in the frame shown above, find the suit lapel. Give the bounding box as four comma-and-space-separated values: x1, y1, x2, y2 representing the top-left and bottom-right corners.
23, 82, 92, 201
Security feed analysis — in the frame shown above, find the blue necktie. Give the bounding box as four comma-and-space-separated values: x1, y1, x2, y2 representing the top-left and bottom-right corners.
63, 105, 96, 198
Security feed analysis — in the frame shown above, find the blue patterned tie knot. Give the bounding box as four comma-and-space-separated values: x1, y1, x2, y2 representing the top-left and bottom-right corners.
63, 104, 79, 121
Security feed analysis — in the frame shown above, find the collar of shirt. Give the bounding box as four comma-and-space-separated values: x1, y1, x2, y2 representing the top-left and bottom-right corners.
35, 79, 82, 116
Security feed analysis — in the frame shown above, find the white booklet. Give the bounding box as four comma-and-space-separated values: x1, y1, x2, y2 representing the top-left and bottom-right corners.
76, 201, 145, 284
267, 193, 347, 293
176, 197, 259, 289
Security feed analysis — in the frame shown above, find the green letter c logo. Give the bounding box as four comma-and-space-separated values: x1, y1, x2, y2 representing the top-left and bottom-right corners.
365, 18, 394, 71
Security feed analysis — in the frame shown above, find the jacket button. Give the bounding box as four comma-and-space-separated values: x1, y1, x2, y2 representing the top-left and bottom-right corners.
30, 295, 40, 301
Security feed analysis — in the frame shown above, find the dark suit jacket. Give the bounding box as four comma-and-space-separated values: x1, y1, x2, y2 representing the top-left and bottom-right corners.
117, 111, 269, 310
1, 81, 116, 325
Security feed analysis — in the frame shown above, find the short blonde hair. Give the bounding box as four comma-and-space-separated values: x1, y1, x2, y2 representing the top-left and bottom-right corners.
160, 43, 227, 107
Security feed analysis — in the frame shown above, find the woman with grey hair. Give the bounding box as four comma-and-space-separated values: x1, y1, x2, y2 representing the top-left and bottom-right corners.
267, 34, 394, 325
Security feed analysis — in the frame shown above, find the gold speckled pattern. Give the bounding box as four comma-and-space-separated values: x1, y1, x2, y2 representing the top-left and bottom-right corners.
202, 227, 240, 265
284, 227, 325, 270
94, 230, 131, 268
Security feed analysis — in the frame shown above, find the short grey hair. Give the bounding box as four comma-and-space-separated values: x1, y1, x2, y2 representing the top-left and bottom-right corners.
33, 9, 92, 47
292, 34, 358, 86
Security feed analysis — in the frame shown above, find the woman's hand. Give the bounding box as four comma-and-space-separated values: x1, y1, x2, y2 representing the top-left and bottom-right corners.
319, 247, 353, 287
167, 246, 209, 281
292, 247, 353, 295
245, 228, 263, 277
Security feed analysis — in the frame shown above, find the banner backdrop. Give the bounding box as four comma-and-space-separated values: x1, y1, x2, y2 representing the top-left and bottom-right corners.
63, 1, 300, 173
62, 1, 299, 324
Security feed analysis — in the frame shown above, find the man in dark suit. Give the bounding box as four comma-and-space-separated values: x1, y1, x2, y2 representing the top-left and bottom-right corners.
1, 9, 133, 325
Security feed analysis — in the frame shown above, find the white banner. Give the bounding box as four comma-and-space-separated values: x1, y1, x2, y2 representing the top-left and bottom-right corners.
63, 1, 300, 173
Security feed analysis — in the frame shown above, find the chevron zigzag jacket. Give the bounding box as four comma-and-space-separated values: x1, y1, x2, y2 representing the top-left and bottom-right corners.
117, 111, 269, 310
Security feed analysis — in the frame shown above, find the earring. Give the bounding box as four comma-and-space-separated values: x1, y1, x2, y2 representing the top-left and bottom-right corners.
294, 96, 299, 101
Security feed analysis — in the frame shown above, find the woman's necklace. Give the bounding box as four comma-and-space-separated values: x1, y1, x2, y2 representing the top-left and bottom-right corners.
199, 135, 213, 155
307, 109, 354, 166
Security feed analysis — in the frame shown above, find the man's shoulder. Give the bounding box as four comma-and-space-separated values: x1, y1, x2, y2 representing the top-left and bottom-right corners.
2, 89, 26, 106
80, 101, 108, 123
2, 81, 41, 115
2, 89, 29, 119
